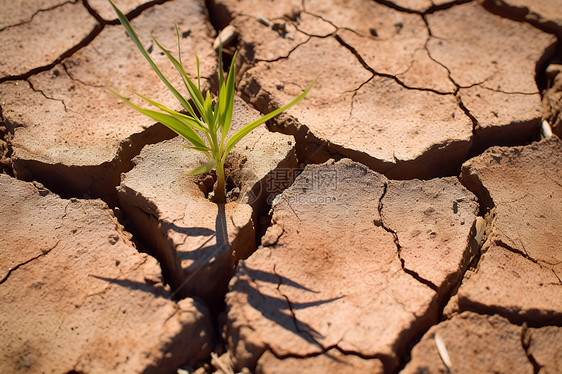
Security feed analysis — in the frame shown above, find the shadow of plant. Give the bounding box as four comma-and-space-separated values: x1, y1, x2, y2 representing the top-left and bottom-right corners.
234, 261, 344, 348
159, 204, 237, 305
165, 204, 230, 271
89, 275, 169, 299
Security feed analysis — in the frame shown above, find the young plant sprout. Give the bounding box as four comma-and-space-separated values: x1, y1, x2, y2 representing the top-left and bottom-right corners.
108, 1, 313, 203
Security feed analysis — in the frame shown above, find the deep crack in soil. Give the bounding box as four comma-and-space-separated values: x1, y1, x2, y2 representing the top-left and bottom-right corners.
195, 0, 562, 371
2, 0, 562, 372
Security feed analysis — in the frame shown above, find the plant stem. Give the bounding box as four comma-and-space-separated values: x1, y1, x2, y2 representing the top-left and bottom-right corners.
214, 161, 226, 203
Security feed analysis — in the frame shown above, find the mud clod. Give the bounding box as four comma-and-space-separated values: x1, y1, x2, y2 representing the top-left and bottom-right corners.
2, 0, 562, 372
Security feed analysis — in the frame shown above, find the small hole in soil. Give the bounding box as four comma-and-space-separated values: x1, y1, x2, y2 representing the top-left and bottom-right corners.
195, 170, 217, 198
193, 162, 245, 202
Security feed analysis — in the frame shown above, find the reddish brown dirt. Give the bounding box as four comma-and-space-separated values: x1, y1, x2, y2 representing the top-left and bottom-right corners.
1, 0, 561, 373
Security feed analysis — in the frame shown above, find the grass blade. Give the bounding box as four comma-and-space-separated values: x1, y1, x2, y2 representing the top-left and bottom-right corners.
109, 89, 208, 149
181, 144, 212, 157
189, 160, 216, 175
215, 80, 227, 128
224, 80, 315, 157
220, 51, 237, 146
108, 0, 193, 115
175, 24, 182, 65
132, 91, 207, 132
194, 53, 201, 92
152, 37, 206, 121
218, 38, 224, 88
203, 91, 215, 131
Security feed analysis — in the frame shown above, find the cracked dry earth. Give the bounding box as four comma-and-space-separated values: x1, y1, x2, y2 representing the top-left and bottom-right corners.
1, 0, 561, 373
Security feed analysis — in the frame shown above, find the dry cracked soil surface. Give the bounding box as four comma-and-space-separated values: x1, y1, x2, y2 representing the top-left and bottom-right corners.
1, 0, 561, 373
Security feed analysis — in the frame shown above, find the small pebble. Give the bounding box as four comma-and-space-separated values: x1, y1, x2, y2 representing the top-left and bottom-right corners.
213, 25, 237, 50
258, 17, 271, 27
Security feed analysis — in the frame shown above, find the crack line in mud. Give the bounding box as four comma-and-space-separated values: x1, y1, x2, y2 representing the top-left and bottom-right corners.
27, 79, 70, 112
235, 11, 340, 64
421, 23, 460, 93
456, 94, 479, 132
272, 264, 327, 350
494, 239, 541, 265
490, 224, 558, 266
521, 325, 543, 374
81, 0, 105, 25
334, 34, 452, 96
299, 5, 368, 39
0, 239, 61, 285
298, 10, 339, 36
376, 183, 439, 291
268, 265, 390, 364
551, 269, 562, 285
208, 0, 561, 369
61, 62, 105, 90
424, 0, 474, 15
232, 10, 476, 178
1, 199, 72, 285
262, 27, 460, 170
346, 74, 376, 95
100, 0, 171, 26
359, 0, 474, 16
255, 37, 313, 63
369, 0, 425, 15
0, 0, 177, 84
348, 75, 376, 116
422, 19, 509, 94
462, 301, 562, 328
480, 86, 538, 96
0, 23, 103, 84
279, 193, 409, 313
0, 0, 78, 33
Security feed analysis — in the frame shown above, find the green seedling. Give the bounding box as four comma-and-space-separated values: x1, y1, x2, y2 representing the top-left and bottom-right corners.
108, 1, 313, 203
